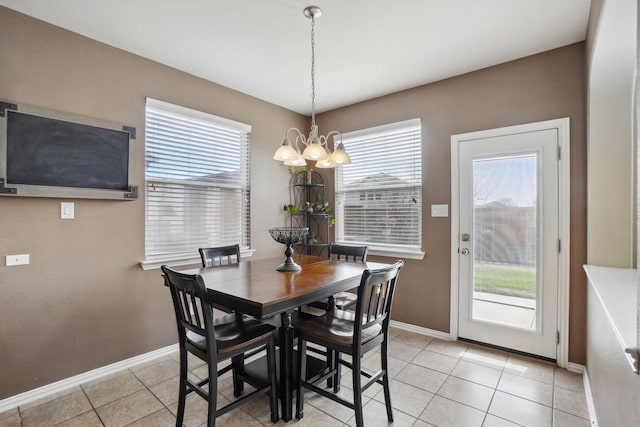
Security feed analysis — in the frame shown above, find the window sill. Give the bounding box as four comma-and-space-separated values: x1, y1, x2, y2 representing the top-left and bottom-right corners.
334, 242, 425, 260
140, 249, 255, 271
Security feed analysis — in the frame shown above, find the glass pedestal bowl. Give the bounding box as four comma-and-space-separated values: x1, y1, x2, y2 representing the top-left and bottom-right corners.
268, 227, 309, 272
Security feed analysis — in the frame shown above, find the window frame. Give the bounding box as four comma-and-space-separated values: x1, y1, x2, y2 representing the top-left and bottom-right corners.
140, 98, 253, 270
334, 118, 425, 260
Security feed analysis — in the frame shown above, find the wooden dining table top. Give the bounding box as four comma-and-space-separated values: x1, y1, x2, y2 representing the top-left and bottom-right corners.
180, 254, 390, 318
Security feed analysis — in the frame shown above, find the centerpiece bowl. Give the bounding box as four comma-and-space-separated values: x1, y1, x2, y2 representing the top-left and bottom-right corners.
268, 227, 309, 272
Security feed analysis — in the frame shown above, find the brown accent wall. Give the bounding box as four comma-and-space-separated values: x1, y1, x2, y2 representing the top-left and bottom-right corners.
317, 43, 588, 364
0, 7, 304, 399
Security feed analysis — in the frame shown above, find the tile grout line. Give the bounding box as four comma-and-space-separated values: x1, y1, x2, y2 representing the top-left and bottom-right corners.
77, 382, 106, 426
481, 356, 504, 427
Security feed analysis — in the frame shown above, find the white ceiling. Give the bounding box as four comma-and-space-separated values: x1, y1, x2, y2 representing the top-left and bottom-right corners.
0, 0, 591, 115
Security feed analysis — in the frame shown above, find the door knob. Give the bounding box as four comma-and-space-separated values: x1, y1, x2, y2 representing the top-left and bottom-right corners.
460, 248, 470, 255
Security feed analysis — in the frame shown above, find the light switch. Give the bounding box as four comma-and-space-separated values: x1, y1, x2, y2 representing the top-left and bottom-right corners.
61, 202, 75, 219
6, 254, 29, 266
431, 204, 449, 217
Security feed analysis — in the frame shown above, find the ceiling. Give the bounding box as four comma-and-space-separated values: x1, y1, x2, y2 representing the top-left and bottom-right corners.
0, 0, 592, 115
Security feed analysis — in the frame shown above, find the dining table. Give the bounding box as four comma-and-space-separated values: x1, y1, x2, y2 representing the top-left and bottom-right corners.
179, 253, 391, 421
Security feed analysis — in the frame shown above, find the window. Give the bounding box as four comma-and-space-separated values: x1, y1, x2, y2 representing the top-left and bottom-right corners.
335, 118, 423, 258
142, 98, 251, 268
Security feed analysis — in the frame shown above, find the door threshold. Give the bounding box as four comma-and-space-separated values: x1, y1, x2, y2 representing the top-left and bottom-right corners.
457, 337, 557, 364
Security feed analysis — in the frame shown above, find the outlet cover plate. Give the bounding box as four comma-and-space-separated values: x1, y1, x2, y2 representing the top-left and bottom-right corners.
431, 204, 449, 217
6, 254, 29, 266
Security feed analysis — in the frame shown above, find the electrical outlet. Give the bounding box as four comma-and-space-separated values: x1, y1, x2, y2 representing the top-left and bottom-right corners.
6, 254, 29, 266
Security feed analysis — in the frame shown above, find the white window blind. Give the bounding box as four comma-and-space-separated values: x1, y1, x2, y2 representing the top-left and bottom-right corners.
144, 98, 250, 265
335, 118, 422, 256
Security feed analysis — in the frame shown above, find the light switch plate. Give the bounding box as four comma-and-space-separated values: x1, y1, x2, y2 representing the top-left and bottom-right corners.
431, 204, 449, 217
6, 254, 29, 266
61, 202, 74, 219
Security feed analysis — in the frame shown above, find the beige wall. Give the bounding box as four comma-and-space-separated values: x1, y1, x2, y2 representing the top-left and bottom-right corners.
317, 43, 588, 363
586, 0, 637, 267
0, 7, 588, 400
584, 0, 640, 424
587, 283, 640, 424
0, 8, 304, 399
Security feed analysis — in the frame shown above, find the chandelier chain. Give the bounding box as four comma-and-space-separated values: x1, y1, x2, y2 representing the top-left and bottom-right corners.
272, 6, 351, 168
310, 14, 316, 128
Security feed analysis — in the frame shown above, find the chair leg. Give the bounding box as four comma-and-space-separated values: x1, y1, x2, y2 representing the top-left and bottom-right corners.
176, 347, 188, 427
295, 338, 307, 419
326, 348, 335, 388
332, 351, 342, 393
381, 340, 393, 422
208, 352, 218, 427
266, 337, 279, 423
231, 354, 245, 397
352, 356, 364, 427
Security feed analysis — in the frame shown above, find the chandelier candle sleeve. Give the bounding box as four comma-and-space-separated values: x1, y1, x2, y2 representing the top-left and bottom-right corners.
272, 6, 352, 169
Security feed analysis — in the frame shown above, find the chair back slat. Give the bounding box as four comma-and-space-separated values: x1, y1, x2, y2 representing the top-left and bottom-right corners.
199, 245, 241, 268
354, 261, 403, 341
162, 265, 216, 352
328, 244, 368, 262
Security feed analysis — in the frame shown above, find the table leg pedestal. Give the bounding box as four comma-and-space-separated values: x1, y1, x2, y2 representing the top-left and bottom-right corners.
279, 311, 294, 421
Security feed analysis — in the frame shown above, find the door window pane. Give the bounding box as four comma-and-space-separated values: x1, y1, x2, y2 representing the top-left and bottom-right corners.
471, 153, 538, 330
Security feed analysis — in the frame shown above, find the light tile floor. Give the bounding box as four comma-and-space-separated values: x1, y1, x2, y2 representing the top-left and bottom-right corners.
0, 327, 591, 427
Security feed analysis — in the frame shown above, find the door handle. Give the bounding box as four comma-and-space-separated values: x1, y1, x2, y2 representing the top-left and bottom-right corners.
460, 248, 470, 255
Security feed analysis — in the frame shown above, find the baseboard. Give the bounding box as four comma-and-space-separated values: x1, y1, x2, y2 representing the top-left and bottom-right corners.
567, 362, 585, 374
390, 320, 450, 341
582, 367, 599, 426
0, 344, 178, 413
564, 363, 597, 426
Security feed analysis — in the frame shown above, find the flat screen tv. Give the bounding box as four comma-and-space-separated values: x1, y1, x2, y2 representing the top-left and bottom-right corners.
0, 101, 137, 200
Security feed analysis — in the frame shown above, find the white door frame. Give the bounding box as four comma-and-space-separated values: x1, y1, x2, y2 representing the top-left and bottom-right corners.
450, 118, 570, 368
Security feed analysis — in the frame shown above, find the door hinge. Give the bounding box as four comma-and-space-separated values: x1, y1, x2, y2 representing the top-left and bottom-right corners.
558, 239, 561, 253
557, 330, 560, 345
557, 146, 561, 160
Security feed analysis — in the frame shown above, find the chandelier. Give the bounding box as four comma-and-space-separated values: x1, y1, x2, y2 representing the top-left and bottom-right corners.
273, 6, 351, 169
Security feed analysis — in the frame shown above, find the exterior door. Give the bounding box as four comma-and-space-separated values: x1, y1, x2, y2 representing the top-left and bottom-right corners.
455, 127, 559, 359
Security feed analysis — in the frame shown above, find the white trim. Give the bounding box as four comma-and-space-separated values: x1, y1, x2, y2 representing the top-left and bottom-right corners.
582, 366, 599, 427
341, 118, 421, 140
0, 344, 178, 412
557, 118, 571, 369
449, 118, 571, 367
567, 362, 585, 374
146, 97, 251, 132
140, 249, 255, 270
390, 320, 450, 341
367, 248, 425, 260
566, 363, 598, 426
450, 134, 461, 342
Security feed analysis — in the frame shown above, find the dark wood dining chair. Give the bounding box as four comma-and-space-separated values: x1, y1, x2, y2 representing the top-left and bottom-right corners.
199, 244, 241, 267
161, 265, 279, 427
308, 244, 369, 311
295, 260, 404, 427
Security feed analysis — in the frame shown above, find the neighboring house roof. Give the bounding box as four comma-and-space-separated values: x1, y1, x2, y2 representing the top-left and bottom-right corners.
349, 172, 410, 188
